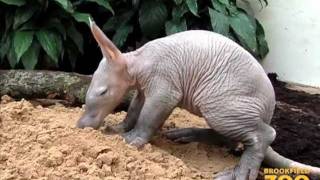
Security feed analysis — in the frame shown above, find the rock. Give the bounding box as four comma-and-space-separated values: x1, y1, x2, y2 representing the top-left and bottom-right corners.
0, 152, 9, 161
1, 95, 13, 104
102, 164, 113, 176
78, 162, 88, 172
44, 147, 64, 167
97, 152, 119, 166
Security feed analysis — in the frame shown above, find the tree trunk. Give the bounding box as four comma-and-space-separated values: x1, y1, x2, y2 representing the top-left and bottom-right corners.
0, 70, 133, 108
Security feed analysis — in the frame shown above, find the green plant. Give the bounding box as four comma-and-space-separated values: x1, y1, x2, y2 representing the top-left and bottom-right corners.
0, 0, 113, 69
0, 0, 269, 70
104, 0, 269, 59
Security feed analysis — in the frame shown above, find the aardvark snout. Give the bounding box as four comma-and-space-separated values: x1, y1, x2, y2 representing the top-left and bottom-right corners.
76, 113, 102, 129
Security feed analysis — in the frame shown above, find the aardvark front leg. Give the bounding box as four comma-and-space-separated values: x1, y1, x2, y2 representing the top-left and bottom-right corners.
123, 87, 181, 148
111, 91, 145, 133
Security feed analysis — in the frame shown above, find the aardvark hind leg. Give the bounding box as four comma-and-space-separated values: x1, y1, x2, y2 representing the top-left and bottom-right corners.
202, 99, 276, 180
212, 122, 275, 180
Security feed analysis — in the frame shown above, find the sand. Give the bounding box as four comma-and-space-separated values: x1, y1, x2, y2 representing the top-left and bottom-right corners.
0, 96, 237, 180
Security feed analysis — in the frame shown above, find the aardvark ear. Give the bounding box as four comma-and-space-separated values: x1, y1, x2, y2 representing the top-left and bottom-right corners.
89, 18, 121, 61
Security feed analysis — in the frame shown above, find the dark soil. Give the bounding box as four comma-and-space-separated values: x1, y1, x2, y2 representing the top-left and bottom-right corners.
268, 74, 320, 167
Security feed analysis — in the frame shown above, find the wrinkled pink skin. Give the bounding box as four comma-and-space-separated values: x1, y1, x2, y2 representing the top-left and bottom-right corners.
77, 21, 320, 180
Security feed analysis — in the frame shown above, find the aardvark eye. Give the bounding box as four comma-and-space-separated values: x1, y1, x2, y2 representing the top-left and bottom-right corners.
99, 89, 108, 96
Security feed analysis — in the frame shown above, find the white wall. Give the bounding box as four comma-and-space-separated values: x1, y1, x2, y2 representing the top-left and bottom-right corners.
241, 0, 320, 87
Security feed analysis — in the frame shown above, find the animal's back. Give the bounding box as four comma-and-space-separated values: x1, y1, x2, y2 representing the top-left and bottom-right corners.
140, 30, 275, 123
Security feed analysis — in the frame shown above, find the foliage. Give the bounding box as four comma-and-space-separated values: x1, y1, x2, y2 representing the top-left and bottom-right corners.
104, 0, 269, 59
0, 0, 268, 70
0, 0, 113, 69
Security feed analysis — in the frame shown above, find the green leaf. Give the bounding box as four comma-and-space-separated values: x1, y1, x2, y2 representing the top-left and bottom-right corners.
13, 31, 34, 61
214, 0, 237, 15
230, 12, 257, 53
211, 0, 226, 14
0, 34, 12, 59
173, 0, 183, 5
45, 18, 66, 40
102, 16, 118, 32
53, 0, 73, 13
5, 11, 14, 32
13, 6, 36, 29
7, 44, 17, 68
112, 24, 133, 47
36, 30, 62, 63
72, 12, 92, 26
103, 11, 134, 32
66, 41, 79, 70
218, 0, 230, 7
0, 0, 26, 6
21, 41, 40, 69
19, 20, 36, 31
256, 20, 268, 59
43, 54, 58, 68
86, 0, 114, 15
172, 4, 188, 20
258, 0, 268, 6
139, 1, 168, 38
186, 0, 198, 16
224, 0, 238, 15
208, 8, 229, 36
67, 25, 84, 53
264, 0, 268, 5
165, 18, 187, 35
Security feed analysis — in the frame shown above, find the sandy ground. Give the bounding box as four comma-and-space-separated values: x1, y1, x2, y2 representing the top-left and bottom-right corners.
0, 96, 238, 180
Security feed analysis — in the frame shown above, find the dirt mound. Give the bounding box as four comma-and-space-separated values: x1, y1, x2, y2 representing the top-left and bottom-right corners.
269, 74, 320, 167
0, 98, 237, 180
1, 76, 319, 180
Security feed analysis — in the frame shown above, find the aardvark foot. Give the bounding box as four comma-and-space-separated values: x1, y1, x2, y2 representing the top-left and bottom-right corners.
122, 130, 148, 148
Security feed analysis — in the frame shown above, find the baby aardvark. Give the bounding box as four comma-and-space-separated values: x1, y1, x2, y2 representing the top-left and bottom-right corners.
77, 18, 320, 180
